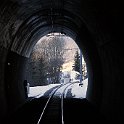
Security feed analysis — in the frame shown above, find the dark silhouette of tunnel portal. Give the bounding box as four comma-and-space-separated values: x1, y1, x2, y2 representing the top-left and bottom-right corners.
0, 0, 124, 124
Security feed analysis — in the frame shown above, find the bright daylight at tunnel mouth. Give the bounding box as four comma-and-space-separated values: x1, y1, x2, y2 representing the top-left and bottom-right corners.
26, 33, 88, 99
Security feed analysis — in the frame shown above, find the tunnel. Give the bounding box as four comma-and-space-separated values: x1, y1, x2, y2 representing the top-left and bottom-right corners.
0, 0, 124, 123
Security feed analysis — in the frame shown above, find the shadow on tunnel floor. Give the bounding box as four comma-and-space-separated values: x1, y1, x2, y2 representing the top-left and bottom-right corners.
2, 97, 110, 124
63, 98, 109, 124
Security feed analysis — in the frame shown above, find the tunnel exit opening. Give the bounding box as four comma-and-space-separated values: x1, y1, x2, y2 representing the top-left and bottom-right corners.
26, 32, 88, 99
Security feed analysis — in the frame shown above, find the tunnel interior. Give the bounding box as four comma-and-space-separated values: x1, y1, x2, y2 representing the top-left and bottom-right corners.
0, 0, 124, 123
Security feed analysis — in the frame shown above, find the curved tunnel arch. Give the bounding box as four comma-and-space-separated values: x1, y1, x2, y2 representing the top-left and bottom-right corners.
0, 0, 124, 123
10, 4, 103, 105
11, 8, 84, 56
7, 10, 103, 106
4, 1, 102, 107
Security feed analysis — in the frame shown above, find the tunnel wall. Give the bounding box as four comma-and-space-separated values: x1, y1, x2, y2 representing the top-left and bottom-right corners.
98, 41, 124, 123
5, 50, 28, 114
78, 1, 124, 123
0, 46, 28, 121
76, 27, 103, 108
0, 46, 8, 121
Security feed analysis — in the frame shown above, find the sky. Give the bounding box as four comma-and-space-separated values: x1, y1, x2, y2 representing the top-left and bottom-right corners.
28, 78, 88, 99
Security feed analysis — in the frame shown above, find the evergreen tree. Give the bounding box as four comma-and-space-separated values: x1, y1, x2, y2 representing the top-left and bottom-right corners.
26, 50, 46, 86
73, 51, 80, 72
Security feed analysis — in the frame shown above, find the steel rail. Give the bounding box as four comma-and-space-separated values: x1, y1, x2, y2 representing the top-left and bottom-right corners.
36, 82, 77, 124
36, 84, 62, 124
60, 82, 76, 124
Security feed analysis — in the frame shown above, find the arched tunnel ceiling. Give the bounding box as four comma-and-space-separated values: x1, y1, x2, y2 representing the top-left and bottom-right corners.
0, 0, 84, 57
0, 0, 123, 57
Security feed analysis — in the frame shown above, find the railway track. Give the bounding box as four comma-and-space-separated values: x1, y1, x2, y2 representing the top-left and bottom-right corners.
4, 82, 77, 124
4, 82, 105, 124
36, 82, 75, 124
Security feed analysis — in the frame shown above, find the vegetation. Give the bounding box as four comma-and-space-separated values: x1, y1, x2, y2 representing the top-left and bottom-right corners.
26, 35, 65, 86
72, 50, 80, 73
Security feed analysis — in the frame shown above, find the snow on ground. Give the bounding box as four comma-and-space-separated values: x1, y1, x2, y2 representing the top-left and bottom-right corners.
28, 78, 88, 99
54, 83, 72, 97
70, 78, 88, 98
55, 78, 88, 98
28, 84, 60, 98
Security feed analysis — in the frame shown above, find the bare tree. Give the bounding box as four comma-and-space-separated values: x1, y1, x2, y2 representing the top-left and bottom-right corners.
46, 36, 65, 83
26, 34, 66, 85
